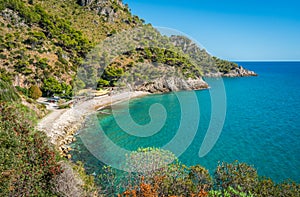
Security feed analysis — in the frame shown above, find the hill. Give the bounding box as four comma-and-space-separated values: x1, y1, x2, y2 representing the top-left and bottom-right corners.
0, 0, 256, 97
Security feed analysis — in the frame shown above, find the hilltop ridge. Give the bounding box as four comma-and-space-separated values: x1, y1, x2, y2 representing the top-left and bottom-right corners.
0, 0, 256, 96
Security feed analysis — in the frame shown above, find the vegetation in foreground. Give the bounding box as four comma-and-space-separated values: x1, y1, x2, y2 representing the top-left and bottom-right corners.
0, 81, 97, 196
94, 148, 300, 197
0, 81, 59, 195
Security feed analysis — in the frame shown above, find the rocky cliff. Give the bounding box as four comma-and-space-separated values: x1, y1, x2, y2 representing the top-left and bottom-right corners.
135, 77, 208, 93
205, 66, 258, 77
77, 0, 125, 22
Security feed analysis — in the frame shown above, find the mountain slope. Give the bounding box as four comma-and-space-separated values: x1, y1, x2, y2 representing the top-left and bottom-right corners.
0, 0, 142, 94
0, 0, 256, 96
170, 35, 257, 77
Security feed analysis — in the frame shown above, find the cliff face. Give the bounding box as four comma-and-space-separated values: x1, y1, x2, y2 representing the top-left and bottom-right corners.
134, 77, 208, 93
77, 0, 125, 22
77, 0, 122, 7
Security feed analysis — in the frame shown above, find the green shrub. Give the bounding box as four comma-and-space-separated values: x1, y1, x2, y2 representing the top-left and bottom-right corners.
0, 69, 12, 83
214, 161, 258, 193
0, 80, 20, 102
0, 102, 61, 196
97, 78, 110, 88
36, 57, 49, 69
0, 53, 7, 59
15, 85, 28, 96
42, 77, 72, 97
28, 85, 42, 99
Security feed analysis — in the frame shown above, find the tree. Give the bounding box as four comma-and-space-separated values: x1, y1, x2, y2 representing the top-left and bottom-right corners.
42, 77, 62, 97
97, 78, 110, 88
102, 65, 124, 86
28, 85, 42, 99
214, 161, 258, 194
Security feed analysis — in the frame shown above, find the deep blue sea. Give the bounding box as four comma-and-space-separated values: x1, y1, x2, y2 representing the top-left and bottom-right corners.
71, 62, 300, 183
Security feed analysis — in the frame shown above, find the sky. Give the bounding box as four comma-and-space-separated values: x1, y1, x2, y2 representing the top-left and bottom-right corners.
123, 0, 300, 61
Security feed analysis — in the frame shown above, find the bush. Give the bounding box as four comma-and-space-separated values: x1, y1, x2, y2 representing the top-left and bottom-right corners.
15, 85, 28, 96
42, 77, 72, 97
0, 79, 20, 102
97, 78, 110, 88
36, 58, 49, 69
51, 161, 98, 196
0, 102, 61, 196
96, 147, 300, 197
214, 161, 258, 193
0, 69, 12, 83
28, 85, 42, 99
99, 148, 213, 196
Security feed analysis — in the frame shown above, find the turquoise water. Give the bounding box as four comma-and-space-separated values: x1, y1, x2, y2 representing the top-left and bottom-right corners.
71, 62, 300, 183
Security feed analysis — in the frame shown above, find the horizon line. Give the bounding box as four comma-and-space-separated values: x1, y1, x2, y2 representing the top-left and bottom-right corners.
231, 60, 300, 62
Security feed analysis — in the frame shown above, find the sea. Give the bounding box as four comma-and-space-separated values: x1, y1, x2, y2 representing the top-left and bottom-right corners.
70, 62, 300, 183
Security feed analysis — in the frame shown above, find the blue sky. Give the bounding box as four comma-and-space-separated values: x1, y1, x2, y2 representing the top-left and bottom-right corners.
123, 0, 300, 61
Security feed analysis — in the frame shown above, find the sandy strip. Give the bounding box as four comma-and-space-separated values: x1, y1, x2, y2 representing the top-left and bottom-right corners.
37, 91, 149, 147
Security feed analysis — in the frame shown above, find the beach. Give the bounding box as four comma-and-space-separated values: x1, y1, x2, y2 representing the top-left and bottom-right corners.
37, 91, 149, 154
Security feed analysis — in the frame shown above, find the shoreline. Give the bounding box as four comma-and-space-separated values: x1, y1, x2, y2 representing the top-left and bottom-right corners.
37, 71, 257, 157
37, 91, 149, 157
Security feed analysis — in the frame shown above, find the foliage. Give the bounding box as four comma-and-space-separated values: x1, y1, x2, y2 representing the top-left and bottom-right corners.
125, 147, 177, 173
0, 79, 20, 102
15, 85, 28, 96
102, 65, 125, 86
28, 84, 42, 99
42, 77, 72, 97
96, 148, 300, 197
97, 78, 110, 88
213, 56, 238, 73
57, 103, 70, 109
209, 186, 254, 197
0, 102, 61, 196
214, 161, 258, 193
72, 161, 98, 194
170, 35, 239, 74
98, 165, 121, 196
51, 161, 98, 196
254, 178, 300, 197
0, 69, 12, 83
99, 148, 212, 196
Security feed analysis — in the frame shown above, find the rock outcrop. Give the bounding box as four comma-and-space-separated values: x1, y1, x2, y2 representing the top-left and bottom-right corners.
77, 0, 124, 22
205, 66, 258, 77
1, 8, 27, 27
77, 0, 106, 7
223, 66, 257, 77
135, 77, 209, 93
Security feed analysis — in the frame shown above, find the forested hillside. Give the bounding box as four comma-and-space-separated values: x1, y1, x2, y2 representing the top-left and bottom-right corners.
0, 0, 256, 97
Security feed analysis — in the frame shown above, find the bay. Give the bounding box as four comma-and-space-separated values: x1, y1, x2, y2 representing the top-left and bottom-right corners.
71, 62, 300, 183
